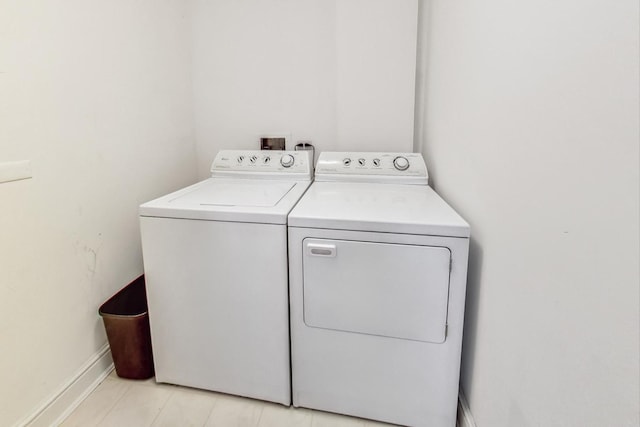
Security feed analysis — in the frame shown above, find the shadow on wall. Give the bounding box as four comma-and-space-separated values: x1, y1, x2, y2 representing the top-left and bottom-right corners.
461, 237, 484, 391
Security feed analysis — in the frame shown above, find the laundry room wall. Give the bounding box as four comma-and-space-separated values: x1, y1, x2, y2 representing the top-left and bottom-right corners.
0, 1, 196, 426
415, 0, 640, 426
190, 0, 418, 178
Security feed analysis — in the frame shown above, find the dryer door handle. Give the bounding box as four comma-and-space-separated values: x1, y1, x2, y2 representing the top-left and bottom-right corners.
307, 243, 337, 257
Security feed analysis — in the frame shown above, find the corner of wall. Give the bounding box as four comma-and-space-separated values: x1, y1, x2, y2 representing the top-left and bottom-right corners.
16, 345, 113, 427
412, 0, 430, 154
457, 389, 477, 427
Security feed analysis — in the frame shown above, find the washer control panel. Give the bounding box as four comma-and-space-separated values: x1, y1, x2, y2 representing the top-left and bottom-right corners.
210, 150, 311, 177
315, 152, 428, 184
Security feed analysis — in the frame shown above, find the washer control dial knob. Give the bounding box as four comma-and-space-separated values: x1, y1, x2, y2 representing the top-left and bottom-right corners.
263, 156, 271, 164
372, 158, 381, 167
358, 158, 366, 166
393, 156, 410, 171
343, 158, 352, 166
237, 155, 245, 163
249, 155, 258, 164
280, 154, 295, 168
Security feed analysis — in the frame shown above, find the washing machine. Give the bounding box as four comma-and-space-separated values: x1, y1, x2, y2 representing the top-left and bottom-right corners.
139, 149, 312, 405
287, 152, 470, 426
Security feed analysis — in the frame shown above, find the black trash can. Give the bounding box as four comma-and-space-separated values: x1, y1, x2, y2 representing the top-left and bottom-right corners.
99, 275, 154, 379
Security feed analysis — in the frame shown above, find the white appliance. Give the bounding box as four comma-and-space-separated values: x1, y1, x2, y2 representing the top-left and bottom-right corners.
287, 152, 470, 426
139, 150, 312, 405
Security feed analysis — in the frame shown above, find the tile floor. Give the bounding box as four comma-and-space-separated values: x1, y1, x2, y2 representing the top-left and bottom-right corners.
60, 370, 397, 427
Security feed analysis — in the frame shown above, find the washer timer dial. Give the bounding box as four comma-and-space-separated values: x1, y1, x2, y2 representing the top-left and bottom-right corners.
393, 156, 410, 171
280, 154, 295, 168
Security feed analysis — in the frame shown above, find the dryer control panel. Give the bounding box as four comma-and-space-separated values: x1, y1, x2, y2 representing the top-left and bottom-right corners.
315, 152, 428, 185
210, 150, 312, 180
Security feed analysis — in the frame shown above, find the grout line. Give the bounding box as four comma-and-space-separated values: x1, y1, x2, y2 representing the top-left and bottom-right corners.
93, 378, 132, 427
254, 404, 265, 427
148, 386, 176, 427
201, 397, 218, 427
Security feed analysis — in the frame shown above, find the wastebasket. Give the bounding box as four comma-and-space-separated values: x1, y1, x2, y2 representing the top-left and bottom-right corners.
99, 275, 154, 379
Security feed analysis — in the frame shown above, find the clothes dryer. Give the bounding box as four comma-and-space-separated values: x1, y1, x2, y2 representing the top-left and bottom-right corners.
288, 152, 469, 426
140, 150, 312, 405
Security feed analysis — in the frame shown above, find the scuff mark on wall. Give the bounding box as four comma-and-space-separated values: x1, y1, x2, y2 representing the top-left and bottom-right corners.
83, 246, 97, 275
75, 233, 103, 283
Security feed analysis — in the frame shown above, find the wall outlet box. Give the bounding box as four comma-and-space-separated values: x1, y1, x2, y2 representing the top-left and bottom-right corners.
0, 160, 32, 184
260, 134, 288, 150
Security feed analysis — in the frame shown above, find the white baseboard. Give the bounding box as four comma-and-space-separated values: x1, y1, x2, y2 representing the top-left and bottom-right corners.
457, 389, 477, 427
14, 344, 114, 427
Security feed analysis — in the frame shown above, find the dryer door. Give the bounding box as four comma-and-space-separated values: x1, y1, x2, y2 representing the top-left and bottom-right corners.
302, 238, 451, 343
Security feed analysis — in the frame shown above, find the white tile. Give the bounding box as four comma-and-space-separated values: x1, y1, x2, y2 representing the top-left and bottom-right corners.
258, 404, 313, 427
204, 394, 263, 427
97, 382, 173, 427
60, 378, 130, 427
64, 374, 402, 427
310, 410, 366, 427
151, 387, 217, 427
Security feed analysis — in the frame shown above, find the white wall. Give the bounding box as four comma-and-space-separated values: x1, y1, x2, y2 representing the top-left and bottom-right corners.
191, 0, 418, 177
417, 0, 640, 426
0, 1, 196, 426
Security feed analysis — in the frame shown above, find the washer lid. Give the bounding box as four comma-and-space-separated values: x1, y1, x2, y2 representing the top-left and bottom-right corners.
169, 180, 295, 208
140, 178, 311, 224
288, 181, 470, 237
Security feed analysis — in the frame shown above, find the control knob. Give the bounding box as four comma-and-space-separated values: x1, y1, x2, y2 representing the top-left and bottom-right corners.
237, 155, 245, 163
393, 156, 410, 171
373, 158, 381, 167
343, 158, 352, 166
358, 158, 366, 166
249, 155, 258, 164
280, 154, 295, 168
263, 156, 271, 164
